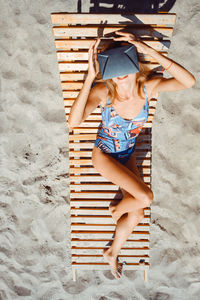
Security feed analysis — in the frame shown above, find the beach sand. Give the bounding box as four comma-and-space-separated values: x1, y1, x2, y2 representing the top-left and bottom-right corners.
0, 0, 200, 299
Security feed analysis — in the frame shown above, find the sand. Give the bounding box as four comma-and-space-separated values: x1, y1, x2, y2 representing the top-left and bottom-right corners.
0, 0, 200, 299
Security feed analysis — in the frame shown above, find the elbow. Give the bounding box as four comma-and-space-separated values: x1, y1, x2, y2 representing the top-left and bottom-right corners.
67, 121, 79, 128
67, 119, 81, 128
185, 75, 196, 88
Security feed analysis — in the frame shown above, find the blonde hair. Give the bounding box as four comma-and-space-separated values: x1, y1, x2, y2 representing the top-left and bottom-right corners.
95, 40, 154, 108
95, 61, 153, 108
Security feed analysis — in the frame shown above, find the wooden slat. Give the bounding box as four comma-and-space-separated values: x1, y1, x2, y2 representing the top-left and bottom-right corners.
59, 62, 160, 72
65, 98, 158, 106
71, 239, 150, 247
62, 90, 159, 99
69, 190, 152, 198
70, 168, 151, 177
60, 72, 87, 81
70, 199, 151, 210
51, 13, 176, 26
71, 247, 149, 255
68, 121, 153, 128
71, 223, 149, 230
68, 133, 151, 141
54, 39, 170, 51
70, 158, 150, 167
70, 175, 151, 183
53, 26, 173, 38
69, 142, 152, 150
71, 216, 150, 224
69, 127, 152, 135
69, 148, 152, 156
62, 81, 156, 92
71, 263, 149, 270
59, 71, 162, 81
70, 216, 150, 223
71, 231, 149, 239
71, 207, 150, 213
70, 169, 151, 177
67, 113, 154, 123
72, 255, 150, 263
56, 51, 168, 62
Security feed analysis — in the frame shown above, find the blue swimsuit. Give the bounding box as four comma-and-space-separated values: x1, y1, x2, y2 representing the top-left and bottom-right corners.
94, 84, 149, 164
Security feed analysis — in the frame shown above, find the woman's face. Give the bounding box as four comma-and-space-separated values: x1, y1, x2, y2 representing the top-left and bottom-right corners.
111, 73, 136, 86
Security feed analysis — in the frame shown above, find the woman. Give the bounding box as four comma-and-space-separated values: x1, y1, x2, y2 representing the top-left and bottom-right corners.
68, 31, 196, 279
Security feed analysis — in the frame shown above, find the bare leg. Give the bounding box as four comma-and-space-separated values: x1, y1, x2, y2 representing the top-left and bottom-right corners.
109, 191, 151, 223
103, 208, 144, 279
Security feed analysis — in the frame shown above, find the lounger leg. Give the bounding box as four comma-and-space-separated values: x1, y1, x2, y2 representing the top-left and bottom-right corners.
72, 268, 76, 281
144, 270, 148, 282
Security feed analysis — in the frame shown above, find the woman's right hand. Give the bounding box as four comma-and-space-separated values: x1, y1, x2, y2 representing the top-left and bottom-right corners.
87, 38, 101, 80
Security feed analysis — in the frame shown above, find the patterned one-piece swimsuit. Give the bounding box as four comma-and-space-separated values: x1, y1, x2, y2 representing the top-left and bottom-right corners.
94, 83, 149, 164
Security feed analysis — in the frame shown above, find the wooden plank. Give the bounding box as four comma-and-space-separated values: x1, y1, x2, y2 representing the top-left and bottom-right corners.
59, 71, 162, 81
53, 26, 173, 38
71, 248, 149, 255
71, 239, 150, 247
70, 207, 150, 215
60, 72, 86, 81
51, 13, 176, 26
69, 158, 151, 167
71, 224, 150, 231
65, 98, 158, 106
71, 232, 150, 239
71, 263, 149, 270
69, 130, 152, 138
71, 255, 149, 263
55, 39, 170, 51
70, 175, 151, 183
62, 91, 159, 99
70, 167, 151, 176
59, 62, 160, 72
70, 182, 150, 192
70, 215, 150, 224
68, 121, 153, 128
69, 142, 152, 150
69, 149, 152, 157
68, 133, 151, 141
72, 263, 149, 270
70, 199, 151, 207
67, 113, 154, 123
56, 51, 168, 62
70, 216, 150, 224
70, 183, 149, 192
70, 190, 152, 199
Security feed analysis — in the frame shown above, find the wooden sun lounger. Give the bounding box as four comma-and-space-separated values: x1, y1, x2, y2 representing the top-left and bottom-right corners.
50, 12, 176, 281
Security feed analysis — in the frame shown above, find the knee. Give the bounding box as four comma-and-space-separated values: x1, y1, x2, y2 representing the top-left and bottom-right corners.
137, 208, 145, 219
128, 208, 144, 222
140, 189, 154, 207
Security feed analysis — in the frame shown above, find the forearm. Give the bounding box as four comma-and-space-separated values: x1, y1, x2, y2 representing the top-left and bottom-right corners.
68, 75, 94, 127
148, 48, 196, 87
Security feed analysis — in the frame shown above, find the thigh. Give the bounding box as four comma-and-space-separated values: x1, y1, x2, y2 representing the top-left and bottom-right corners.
92, 145, 150, 200
120, 151, 142, 197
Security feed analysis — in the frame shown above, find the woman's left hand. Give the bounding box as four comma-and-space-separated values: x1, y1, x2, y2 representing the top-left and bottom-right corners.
113, 31, 154, 55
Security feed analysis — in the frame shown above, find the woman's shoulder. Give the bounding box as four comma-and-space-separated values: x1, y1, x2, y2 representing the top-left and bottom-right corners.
92, 82, 108, 107
144, 76, 162, 99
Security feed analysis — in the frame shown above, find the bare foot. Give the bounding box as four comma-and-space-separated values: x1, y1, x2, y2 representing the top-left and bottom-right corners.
103, 248, 122, 279
109, 203, 122, 223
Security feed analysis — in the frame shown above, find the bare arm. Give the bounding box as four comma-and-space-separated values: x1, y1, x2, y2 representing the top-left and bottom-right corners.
68, 38, 100, 127
68, 76, 94, 127
114, 31, 196, 94
148, 48, 196, 92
